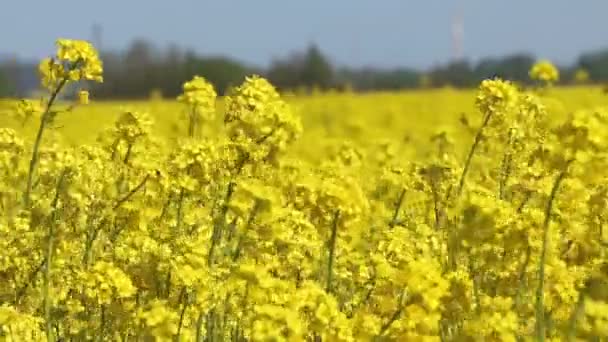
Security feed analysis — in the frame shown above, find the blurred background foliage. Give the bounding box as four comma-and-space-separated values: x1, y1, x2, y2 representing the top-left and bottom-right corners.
3, 38, 608, 99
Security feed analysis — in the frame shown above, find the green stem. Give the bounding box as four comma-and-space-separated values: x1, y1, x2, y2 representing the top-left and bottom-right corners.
205, 309, 215, 342
499, 150, 514, 200
326, 210, 341, 295
44, 169, 67, 342
453, 110, 494, 200
377, 291, 405, 337
15, 257, 46, 304
164, 271, 172, 298
515, 245, 532, 328
24, 77, 68, 207
159, 193, 174, 222
471, 266, 482, 314
498, 128, 517, 200
208, 157, 246, 266
83, 221, 103, 268
517, 191, 532, 213
535, 163, 570, 341
232, 201, 259, 262
232, 322, 240, 342
113, 174, 150, 210
123, 143, 133, 164
176, 288, 188, 341
566, 289, 585, 341
188, 106, 197, 138
110, 138, 120, 161
431, 179, 442, 229
99, 304, 106, 341
195, 311, 205, 342
175, 188, 185, 231
389, 188, 406, 228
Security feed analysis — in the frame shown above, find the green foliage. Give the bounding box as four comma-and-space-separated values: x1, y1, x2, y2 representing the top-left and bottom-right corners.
578, 49, 608, 82
182, 56, 251, 96
336, 67, 419, 91
91, 40, 254, 99
0, 68, 13, 97
267, 43, 335, 92
474, 54, 536, 83
7, 39, 608, 99
300, 44, 334, 90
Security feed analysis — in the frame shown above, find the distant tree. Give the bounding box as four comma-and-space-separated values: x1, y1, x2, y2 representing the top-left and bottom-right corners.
300, 43, 334, 90
267, 43, 334, 92
123, 39, 158, 98
124, 39, 156, 68
91, 39, 253, 99
368, 68, 418, 89
0, 58, 34, 97
473, 54, 535, 83
573, 68, 590, 84
182, 55, 252, 95
91, 51, 123, 98
19, 38, 608, 99
336, 67, 419, 91
267, 56, 304, 90
418, 73, 432, 88
430, 59, 475, 87
0, 68, 12, 97
160, 43, 186, 96
578, 49, 608, 82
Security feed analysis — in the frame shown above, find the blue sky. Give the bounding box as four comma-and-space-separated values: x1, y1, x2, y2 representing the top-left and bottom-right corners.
2, 0, 607, 69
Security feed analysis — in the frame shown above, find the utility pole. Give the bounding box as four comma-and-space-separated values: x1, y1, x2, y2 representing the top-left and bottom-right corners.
451, 8, 464, 61
91, 23, 103, 52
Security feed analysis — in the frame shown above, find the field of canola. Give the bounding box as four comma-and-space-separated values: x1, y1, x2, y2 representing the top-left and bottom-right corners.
1, 40, 608, 341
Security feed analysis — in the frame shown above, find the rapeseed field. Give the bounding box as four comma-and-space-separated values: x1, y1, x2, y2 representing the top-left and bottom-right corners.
1, 39, 607, 341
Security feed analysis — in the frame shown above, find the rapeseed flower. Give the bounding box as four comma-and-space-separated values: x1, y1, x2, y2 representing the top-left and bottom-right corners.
530, 59, 560, 84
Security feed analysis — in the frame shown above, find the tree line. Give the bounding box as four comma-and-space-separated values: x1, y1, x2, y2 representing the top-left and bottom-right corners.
2, 39, 608, 98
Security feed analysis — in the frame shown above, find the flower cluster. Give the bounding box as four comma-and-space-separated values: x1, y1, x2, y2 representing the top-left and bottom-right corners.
530, 59, 560, 85
475, 78, 519, 116
177, 76, 216, 111
225, 75, 303, 163
177, 76, 217, 138
39, 39, 103, 90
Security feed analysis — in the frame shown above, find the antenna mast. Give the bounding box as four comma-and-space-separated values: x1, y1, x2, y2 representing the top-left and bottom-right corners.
451, 8, 464, 60
91, 23, 103, 51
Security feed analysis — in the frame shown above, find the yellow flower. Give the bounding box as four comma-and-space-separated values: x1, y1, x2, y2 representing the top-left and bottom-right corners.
574, 68, 590, 84
38, 57, 64, 90
177, 75, 216, 109
78, 90, 89, 105
475, 78, 519, 115
56, 39, 103, 81
38, 38, 103, 91
14, 99, 42, 124
224, 75, 302, 162
177, 75, 217, 137
530, 59, 560, 84
137, 300, 179, 339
